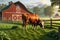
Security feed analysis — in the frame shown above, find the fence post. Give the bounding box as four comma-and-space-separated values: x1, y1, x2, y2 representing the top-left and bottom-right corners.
50, 17, 52, 28
58, 26, 60, 40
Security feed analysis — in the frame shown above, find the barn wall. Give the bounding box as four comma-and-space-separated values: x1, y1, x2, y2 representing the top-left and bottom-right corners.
2, 4, 24, 21
2, 2, 31, 22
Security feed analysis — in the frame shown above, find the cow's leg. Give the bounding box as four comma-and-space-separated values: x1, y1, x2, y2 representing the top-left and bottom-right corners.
25, 19, 29, 30
33, 24, 36, 30
23, 21, 27, 30
31, 23, 34, 29
22, 21, 26, 30
22, 21, 25, 30
25, 22, 27, 30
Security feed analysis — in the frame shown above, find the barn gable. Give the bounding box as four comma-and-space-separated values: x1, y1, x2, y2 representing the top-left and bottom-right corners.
14, 1, 33, 14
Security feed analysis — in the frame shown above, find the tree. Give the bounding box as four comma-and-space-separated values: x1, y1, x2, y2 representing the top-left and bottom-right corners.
0, 3, 6, 10
33, 6, 40, 14
50, 0, 60, 12
44, 6, 54, 17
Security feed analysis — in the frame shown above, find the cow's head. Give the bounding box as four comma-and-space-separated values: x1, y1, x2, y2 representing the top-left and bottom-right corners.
39, 20, 44, 29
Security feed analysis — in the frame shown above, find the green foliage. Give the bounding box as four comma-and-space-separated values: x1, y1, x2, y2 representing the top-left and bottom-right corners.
58, 9, 60, 12
50, 0, 57, 2
51, 0, 60, 12
44, 6, 54, 17
46, 30, 58, 40
51, 0, 60, 6
0, 4, 6, 12
33, 6, 40, 14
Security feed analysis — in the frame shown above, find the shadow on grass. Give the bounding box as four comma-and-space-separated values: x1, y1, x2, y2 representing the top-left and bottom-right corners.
38, 30, 58, 40
20, 28, 58, 40
44, 25, 58, 30
0, 21, 22, 25
0, 26, 18, 31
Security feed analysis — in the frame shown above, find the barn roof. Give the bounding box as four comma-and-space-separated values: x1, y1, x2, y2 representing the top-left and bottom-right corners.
14, 1, 33, 14
1, 1, 33, 14
1, 5, 11, 12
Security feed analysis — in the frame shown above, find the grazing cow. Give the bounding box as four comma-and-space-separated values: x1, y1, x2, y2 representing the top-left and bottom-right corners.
22, 13, 44, 30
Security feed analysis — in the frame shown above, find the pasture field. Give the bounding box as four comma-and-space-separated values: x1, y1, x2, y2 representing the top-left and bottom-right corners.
0, 18, 59, 40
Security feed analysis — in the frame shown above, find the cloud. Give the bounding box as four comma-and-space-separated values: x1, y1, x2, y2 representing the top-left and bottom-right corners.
40, 0, 51, 5
20, 0, 51, 6
0, 0, 51, 6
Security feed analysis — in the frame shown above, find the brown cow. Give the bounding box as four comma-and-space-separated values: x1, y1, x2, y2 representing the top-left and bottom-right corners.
22, 13, 44, 30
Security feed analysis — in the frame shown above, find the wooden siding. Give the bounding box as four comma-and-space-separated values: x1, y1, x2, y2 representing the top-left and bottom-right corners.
2, 4, 22, 21
2, 2, 31, 21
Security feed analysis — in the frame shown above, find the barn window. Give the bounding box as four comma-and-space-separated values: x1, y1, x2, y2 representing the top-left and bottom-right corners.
16, 5, 20, 11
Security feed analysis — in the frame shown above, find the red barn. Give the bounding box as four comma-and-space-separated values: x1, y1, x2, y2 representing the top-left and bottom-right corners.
2, 1, 32, 21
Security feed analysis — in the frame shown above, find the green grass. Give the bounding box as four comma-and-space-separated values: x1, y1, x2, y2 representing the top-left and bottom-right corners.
0, 21, 58, 40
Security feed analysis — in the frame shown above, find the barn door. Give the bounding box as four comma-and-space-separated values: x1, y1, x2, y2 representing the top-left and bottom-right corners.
12, 14, 22, 21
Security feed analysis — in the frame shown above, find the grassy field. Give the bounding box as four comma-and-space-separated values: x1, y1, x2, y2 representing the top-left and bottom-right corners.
0, 19, 59, 40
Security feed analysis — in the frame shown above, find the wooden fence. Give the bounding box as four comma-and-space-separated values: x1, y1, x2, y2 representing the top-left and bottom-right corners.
41, 18, 60, 27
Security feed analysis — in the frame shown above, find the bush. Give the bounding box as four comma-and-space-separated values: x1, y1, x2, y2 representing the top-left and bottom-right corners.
46, 30, 58, 40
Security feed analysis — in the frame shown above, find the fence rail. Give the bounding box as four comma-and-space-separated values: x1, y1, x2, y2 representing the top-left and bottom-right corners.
41, 18, 60, 21
41, 18, 60, 28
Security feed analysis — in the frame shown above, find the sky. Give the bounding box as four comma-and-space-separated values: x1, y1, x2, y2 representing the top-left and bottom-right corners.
0, 0, 51, 6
